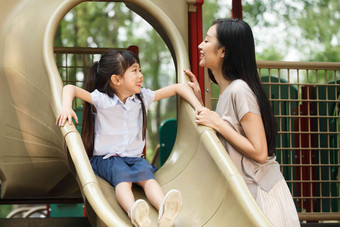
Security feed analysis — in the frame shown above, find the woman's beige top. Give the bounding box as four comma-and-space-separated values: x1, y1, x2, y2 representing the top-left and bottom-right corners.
215, 79, 283, 198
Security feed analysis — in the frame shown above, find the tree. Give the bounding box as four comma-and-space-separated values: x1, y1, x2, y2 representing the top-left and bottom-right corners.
244, 0, 340, 62
202, 0, 224, 34
298, 0, 340, 62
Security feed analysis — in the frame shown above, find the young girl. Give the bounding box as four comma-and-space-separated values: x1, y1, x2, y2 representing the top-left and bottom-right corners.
56, 50, 202, 227
185, 18, 300, 226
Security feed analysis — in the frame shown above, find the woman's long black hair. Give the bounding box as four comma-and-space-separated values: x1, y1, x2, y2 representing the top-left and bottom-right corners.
81, 50, 147, 157
209, 18, 277, 156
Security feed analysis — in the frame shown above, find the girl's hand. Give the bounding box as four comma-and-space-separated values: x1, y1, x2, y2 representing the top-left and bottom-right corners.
195, 107, 221, 130
184, 69, 203, 104
56, 107, 78, 127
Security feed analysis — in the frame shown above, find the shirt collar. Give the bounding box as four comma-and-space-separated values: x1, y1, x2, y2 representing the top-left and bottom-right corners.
130, 94, 141, 103
111, 94, 120, 105
113, 94, 141, 106
127, 94, 141, 104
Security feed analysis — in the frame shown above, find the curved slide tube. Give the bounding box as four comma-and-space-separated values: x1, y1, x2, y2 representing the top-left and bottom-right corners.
0, 0, 271, 226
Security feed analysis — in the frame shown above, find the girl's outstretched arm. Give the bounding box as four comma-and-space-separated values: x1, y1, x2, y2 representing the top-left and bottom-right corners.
184, 69, 203, 105
56, 85, 93, 127
154, 83, 203, 110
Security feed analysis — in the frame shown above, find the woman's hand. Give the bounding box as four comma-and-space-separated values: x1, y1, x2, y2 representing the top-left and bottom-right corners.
56, 107, 78, 127
184, 69, 203, 104
195, 107, 221, 130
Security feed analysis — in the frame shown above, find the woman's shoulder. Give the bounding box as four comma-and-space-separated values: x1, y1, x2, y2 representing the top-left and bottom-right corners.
230, 79, 250, 90
227, 79, 252, 96
228, 80, 257, 104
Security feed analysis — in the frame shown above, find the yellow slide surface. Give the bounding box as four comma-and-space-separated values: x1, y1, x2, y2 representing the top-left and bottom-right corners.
0, 0, 271, 226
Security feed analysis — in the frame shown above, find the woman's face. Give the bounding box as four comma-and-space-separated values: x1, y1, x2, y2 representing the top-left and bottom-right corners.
198, 25, 225, 70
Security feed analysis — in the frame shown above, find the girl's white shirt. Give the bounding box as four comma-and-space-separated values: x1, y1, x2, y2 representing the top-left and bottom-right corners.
90, 88, 155, 159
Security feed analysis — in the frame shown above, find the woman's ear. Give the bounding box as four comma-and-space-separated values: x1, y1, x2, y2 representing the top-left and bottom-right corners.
111, 74, 120, 86
220, 48, 225, 58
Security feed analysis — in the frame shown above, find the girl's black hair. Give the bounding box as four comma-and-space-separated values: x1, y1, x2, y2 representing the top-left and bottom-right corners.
81, 50, 147, 157
209, 18, 277, 156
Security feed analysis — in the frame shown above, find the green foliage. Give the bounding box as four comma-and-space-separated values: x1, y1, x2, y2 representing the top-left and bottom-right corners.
243, 0, 267, 26
298, 0, 340, 44
256, 46, 284, 61
242, 0, 340, 62
56, 3, 132, 47
311, 45, 340, 62
202, 0, 223, 34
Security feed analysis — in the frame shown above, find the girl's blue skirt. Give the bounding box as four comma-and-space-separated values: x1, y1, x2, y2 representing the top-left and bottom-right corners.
90, 156, 158, 187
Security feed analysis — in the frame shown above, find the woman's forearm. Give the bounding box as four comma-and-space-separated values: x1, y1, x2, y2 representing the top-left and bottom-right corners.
208, 113, 268, 163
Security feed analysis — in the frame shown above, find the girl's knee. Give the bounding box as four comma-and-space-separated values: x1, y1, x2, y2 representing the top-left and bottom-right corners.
137, 179, 158, 188
116, 181, 133, 189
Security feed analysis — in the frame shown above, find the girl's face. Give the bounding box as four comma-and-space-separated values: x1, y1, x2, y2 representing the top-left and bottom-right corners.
198, 25, 225, 71
116, 62, 143, 97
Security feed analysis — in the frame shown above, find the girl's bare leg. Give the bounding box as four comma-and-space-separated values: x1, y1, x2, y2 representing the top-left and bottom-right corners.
117, 182, 150, 227
137, 179, 182, 226
137, 179, 165, 210
115, 182, 135, 217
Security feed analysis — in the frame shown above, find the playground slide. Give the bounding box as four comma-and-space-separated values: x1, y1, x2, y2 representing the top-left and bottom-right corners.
0, 0, 271, 226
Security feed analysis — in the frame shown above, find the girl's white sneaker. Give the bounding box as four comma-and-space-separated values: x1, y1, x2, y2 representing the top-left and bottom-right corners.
131, 199, 151, 227
158, 189, 182, 227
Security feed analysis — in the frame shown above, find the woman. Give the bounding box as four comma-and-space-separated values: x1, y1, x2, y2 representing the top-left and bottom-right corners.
185, 18, 300, 226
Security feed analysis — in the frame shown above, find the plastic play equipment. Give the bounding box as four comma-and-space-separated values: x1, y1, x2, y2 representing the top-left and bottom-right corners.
0, 0, 271, 226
